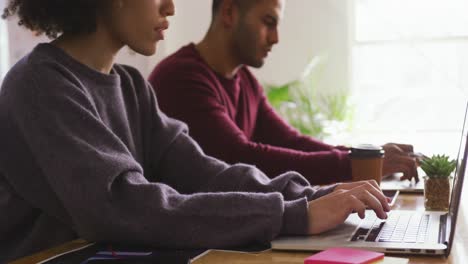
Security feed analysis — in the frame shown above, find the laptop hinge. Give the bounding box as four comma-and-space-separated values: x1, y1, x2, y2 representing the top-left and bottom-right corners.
439, 213, 448, 244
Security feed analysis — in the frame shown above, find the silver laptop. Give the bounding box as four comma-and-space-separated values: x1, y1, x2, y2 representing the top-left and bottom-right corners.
272, 104, 468, 256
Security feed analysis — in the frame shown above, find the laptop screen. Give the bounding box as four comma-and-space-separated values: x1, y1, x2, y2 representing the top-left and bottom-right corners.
446, 102, 468, 256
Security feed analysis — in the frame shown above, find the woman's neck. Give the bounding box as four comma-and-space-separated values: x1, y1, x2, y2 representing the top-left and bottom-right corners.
53, 28, 123, 74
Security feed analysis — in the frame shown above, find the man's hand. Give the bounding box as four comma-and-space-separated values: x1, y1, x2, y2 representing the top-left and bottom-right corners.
382, 143, 420, 183
307, 181, 390, 235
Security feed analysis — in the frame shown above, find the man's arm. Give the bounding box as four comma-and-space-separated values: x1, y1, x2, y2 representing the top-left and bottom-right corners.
254, 92, 342, 152
151, 65, 350, 184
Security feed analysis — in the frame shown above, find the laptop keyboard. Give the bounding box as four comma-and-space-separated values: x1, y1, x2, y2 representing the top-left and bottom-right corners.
351, 211, 430, 243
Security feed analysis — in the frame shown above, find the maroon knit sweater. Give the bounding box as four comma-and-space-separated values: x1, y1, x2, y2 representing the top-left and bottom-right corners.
149, 43, 351, 185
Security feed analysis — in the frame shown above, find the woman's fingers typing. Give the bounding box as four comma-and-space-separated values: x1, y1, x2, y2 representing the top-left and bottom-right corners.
335, 181, 390, 212
308, 181, 390, 234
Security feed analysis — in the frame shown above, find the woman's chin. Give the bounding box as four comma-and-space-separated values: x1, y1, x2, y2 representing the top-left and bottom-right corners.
129, 44, 158, 57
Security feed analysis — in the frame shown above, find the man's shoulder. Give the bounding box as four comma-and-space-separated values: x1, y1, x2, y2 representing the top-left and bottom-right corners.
155, 44, 209, 73
149, 44, 217, 87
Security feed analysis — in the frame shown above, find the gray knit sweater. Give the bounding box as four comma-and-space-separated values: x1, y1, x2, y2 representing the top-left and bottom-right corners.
0, 43, 335, 262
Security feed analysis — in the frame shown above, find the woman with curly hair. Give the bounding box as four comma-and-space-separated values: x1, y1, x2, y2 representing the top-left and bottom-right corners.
0, 0, 389, 262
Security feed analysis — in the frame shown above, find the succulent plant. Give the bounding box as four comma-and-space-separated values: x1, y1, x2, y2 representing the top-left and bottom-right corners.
420, 154, 456, 178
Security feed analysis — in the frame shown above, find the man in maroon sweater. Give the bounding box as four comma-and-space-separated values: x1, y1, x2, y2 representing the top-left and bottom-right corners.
148, 0, 419, 185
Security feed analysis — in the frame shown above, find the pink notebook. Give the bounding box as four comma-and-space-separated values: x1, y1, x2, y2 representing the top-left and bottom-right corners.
304, 248, 384, 264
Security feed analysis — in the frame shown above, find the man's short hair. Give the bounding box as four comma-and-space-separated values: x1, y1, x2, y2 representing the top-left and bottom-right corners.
211, 0, 259, 19
212, 0, 223, 16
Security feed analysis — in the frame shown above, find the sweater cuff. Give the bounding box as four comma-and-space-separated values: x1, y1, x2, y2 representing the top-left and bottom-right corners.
311, 183, 338, 200
280, 198, 309, 235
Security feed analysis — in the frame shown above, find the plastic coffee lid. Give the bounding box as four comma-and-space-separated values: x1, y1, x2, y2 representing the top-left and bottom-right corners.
349, 144, 385, 158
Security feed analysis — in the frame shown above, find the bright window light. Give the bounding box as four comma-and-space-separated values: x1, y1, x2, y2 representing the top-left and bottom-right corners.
350, 0, 468, 157
356, 0, 468, 41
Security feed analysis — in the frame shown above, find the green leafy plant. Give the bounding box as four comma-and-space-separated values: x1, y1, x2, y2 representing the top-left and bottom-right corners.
265, 56, 353, 139
420, 154, 457, 178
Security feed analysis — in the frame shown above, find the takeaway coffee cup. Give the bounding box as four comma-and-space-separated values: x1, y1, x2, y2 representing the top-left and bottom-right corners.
349, 144, 385, 184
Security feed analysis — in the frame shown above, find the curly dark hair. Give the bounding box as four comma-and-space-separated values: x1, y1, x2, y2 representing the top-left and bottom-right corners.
1, 0, 109, 38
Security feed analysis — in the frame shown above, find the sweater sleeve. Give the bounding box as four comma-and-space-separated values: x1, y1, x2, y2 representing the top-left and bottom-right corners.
8, 66, 332, 249
147, 105, 339, 241
151, 65, 350, 185
152, 117, 337, 202
146, 82, 338, 201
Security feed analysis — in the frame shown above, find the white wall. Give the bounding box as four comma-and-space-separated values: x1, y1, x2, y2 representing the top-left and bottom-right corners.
259, 0, 350, 91
163, 0, 350, 91
4, 0, 350, 91
6, 18, 49, 65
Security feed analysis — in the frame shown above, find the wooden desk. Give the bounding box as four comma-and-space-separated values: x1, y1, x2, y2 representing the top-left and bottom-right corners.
10, 192, 468, 264
9, 239, 92, 264
192, 192, 468, 264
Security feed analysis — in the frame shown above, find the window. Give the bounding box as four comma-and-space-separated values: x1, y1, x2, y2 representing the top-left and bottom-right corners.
349, 0, 468, 157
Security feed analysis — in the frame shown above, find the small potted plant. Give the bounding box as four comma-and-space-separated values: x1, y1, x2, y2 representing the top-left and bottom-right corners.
420, 154, 457, 211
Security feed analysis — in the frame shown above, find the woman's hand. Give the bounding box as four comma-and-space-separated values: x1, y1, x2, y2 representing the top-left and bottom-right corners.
307, 181, 390, 235
334, 180, 380, 191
